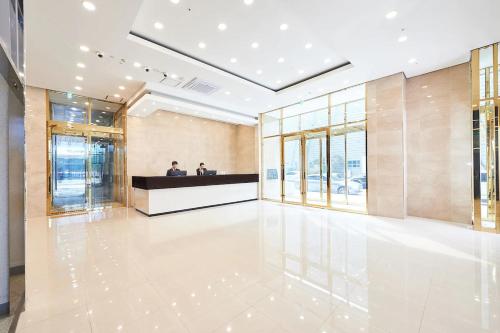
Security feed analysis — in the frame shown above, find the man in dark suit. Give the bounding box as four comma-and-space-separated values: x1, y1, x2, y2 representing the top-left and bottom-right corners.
196, 162, 207, 176
167, 161, 183, 176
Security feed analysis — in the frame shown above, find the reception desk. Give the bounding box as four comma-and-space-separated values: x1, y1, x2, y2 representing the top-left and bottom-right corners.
132, 174, 259, 216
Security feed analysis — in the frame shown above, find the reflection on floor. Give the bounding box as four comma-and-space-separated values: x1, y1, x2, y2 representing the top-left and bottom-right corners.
17, 201, 500, 333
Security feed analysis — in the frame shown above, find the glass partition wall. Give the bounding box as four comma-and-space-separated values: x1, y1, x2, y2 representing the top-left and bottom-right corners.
472, 43, 500, 232
260, 84, 367, 212
47, 90, 126, 215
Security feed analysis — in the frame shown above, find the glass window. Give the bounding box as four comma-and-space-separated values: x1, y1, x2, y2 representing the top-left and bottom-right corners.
91, 100, 121, 127
346, 99, 365, 123
9, 0, 17, 68
346, 129, 366, 208
262, 110, 280, 137
283, 95, 328, 118
51, 103, 87, 124
331, 84, 365, 105
16, 0, 23, 73
262, 137, 281, 200
282, 116, 299, 134
283, 137, 302, 202
331, 104, 344, 125
300, 109, 328, 131
49, 91, 89, 123
479, 46, 494, 100
330, 132, 346, 207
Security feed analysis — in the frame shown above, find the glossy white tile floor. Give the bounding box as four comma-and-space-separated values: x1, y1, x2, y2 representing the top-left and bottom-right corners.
17, 201, 500, 333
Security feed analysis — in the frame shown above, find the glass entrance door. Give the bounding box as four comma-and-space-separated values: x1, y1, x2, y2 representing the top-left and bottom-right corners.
305, 131, 328, 206
90, 136, 115, 209
50, 134, 88, 213
283, 135, 303, 203
49, 129, 125, 215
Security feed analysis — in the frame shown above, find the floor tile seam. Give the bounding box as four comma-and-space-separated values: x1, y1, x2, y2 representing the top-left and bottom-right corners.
417, 277, 433, 333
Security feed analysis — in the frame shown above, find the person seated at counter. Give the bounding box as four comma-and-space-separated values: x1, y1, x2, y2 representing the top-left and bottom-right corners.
196, 162, 207, 176
166, 161, 185, 176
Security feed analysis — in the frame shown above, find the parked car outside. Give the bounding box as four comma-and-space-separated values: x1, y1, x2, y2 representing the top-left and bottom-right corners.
296, 174, 361, 194
351, 176, 367, 189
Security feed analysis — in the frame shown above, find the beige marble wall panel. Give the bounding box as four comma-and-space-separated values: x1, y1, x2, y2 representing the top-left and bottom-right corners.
236, 125, 258, 174
25, 86, 47, 218
406, 63, 472, 223
127, 110, 258, 206
366, 73, 406, 219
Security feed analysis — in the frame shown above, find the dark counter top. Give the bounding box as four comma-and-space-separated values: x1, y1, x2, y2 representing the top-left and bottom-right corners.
132, 174, 259, 190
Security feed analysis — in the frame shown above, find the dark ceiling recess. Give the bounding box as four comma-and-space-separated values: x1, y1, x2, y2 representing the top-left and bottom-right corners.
128, 31, 352, 93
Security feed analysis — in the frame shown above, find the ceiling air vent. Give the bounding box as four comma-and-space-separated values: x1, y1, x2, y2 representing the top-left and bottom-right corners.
182, 78, 220, 95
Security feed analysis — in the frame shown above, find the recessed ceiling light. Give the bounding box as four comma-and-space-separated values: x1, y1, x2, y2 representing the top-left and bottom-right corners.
243, 0, 254, 5
218, 23, 227, 31
324, 58, 331, 64
398, 35, 408, 42
245, 97, 251, 102
118, 86, 125, 90
198, 42, 207, 49
251, 42, 259, 49
279, 23, 288, 31
75, 76, 83, 81
171, 73, 179, 79
305, 43, 312, 49
125, 75, 133, 80
75, 86, 82, 91
80, 45, 89, 52
170, 0, 180, 4
72, 101, 77, 104
84, 102, 89, 106
385, 11, 398, 19
133, 62, 141, 68
230, 57, 237, 63
71, 107, 78, 111
427, 95, 433, 98
77, 62, 86, 68
114, 94, 120, 98
82, 1, 96, 11
298, 69, 304, 74
421, 85, 428, 89
277, 57, 284, 63
154, 22, 164, 30
105, 107, 111, 110
225, 91, 231, 95
256, 69, 263, 75
408, 58, 417, 64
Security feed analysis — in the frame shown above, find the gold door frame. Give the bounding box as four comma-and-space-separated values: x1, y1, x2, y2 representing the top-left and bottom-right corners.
472, 43, 500, 233
304, 130, 330, 207
281, 127, 334, 208
46, 91, 126, 216
282, 134, 304, 205
47, 127, 89, 215
259, 85, 368, 214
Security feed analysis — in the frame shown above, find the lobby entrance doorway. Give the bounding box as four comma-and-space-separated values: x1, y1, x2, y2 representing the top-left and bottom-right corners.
48, 127, 125, 215
46, 90, 126, 215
